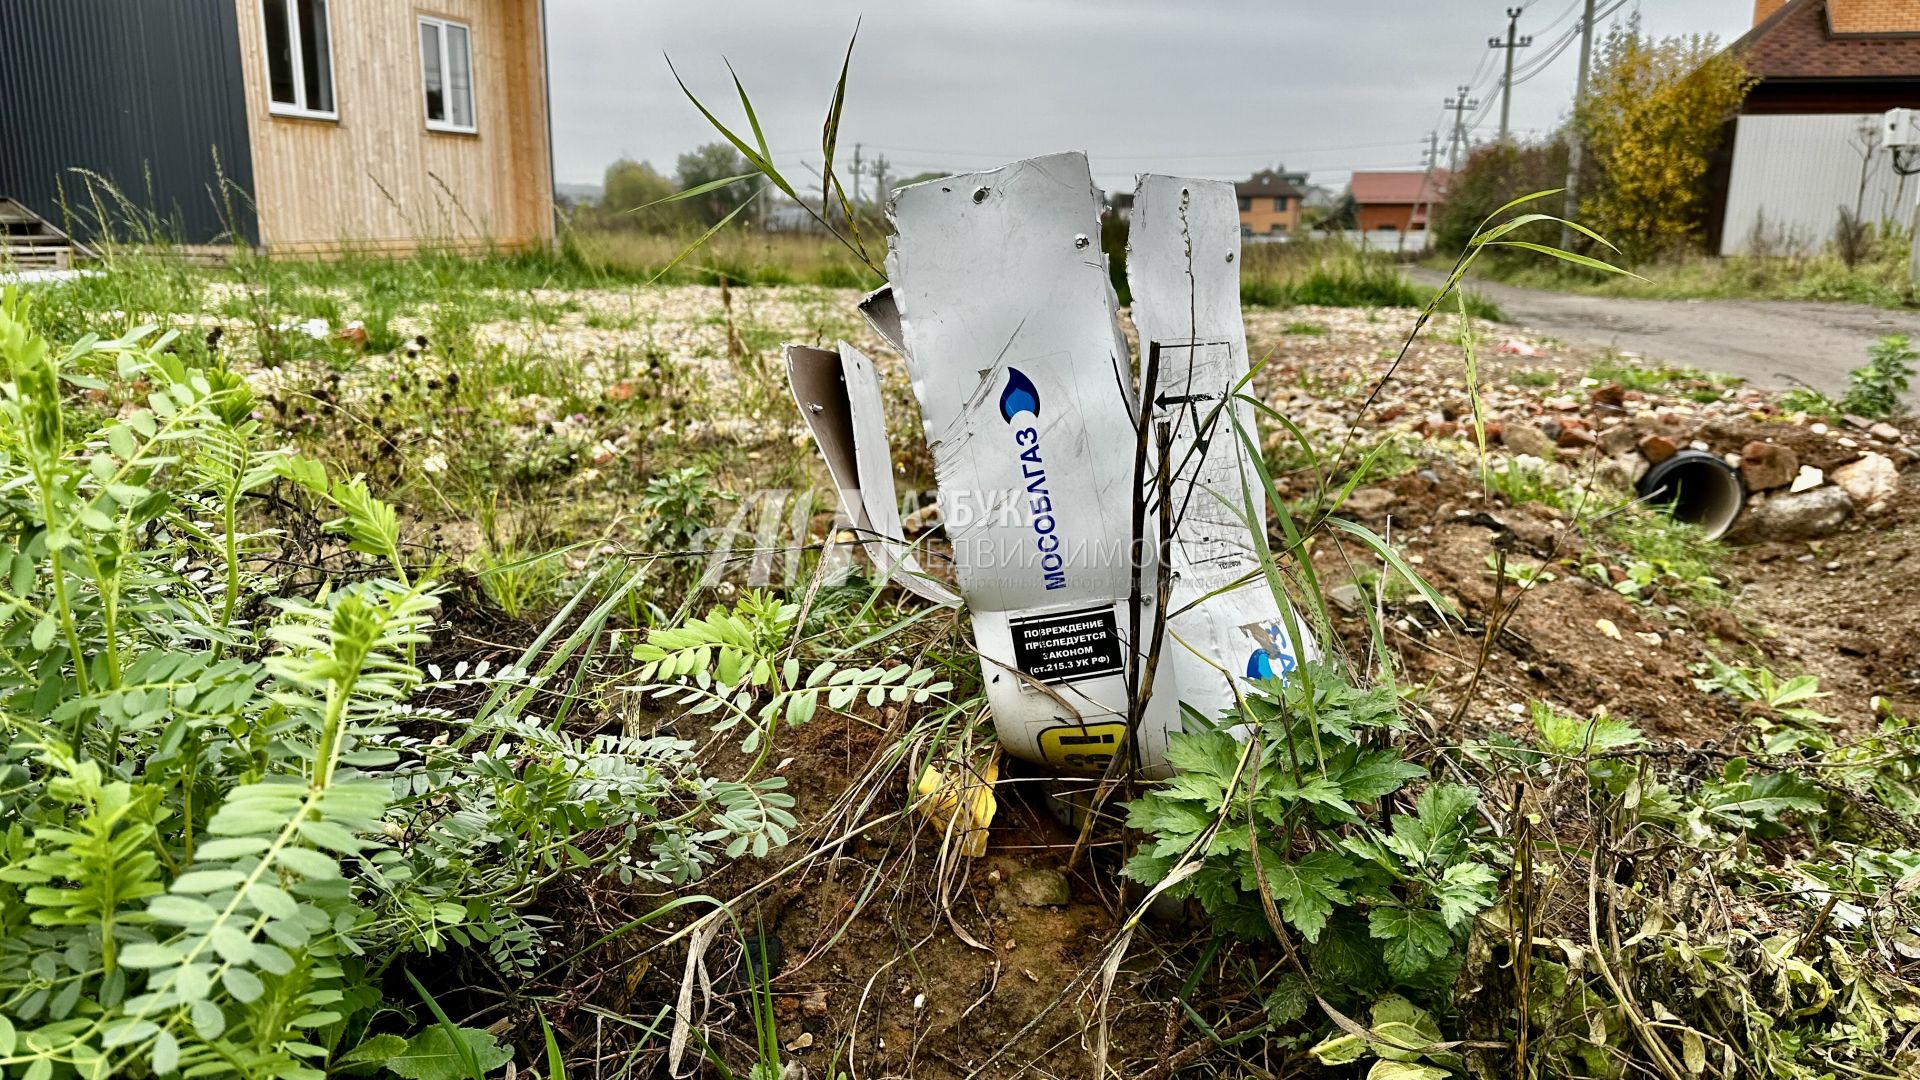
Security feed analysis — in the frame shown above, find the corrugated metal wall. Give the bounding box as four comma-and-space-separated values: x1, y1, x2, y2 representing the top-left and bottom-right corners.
1721, 113, 1915, 256
0, 0, 258, 245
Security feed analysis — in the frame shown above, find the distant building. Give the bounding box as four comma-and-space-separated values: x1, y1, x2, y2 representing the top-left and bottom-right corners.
1348, 170, 1449, 234
1713, 0, 1920, 254
0, 0, 555, 258
1234, 168, 1304, 237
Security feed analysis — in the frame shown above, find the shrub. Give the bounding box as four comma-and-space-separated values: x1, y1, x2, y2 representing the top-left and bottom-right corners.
1840, 333, 1916, 419
1575, 27, 1755, 261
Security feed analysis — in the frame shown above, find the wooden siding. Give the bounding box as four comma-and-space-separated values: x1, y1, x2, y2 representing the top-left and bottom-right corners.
231, 0, 552, 253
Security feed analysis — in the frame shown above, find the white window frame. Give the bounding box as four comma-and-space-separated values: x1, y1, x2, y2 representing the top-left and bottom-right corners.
418, 15, 477, 134
261, 0, 338, 121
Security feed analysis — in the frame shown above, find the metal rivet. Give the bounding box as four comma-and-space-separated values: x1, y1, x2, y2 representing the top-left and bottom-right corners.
972, 186, 990, 203
1074, 234, 1091, 249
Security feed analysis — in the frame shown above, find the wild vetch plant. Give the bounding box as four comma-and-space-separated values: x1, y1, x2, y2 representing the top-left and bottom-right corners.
0, 295, 794, 1079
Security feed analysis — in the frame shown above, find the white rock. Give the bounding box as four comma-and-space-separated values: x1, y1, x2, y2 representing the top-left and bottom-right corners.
1789, 465, 1825, 493
1832, 452, 1899, 505
1869, 422, 1901, 441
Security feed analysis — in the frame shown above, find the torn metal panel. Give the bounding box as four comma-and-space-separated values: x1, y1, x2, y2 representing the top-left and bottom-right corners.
887, 152, 1180, 773
1127, 174, 1322, 724
784, 342, 962, 607
857, 285, 908, 357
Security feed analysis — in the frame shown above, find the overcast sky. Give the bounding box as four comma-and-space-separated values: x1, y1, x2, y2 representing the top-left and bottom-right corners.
547, 0, 1752, 195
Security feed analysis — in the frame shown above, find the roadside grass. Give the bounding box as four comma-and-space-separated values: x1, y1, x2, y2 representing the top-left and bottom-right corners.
1240, 249, 1504, 319
1450, 244, 1915, 309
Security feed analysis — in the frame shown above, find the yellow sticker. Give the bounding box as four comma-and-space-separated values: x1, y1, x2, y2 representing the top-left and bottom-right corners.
1037, 721, 1128, 772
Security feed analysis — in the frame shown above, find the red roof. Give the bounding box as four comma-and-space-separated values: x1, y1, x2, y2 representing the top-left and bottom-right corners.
1349, 170, 1448, 207
1737, 0, 1920, 79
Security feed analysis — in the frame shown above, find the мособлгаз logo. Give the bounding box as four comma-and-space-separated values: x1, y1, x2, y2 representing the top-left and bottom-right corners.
1241, 620, 1300, 681
999, 367, 1066, 591
999, 367, 1040, 422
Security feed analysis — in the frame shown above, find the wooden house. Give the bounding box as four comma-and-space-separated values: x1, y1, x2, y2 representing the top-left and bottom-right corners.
0, 0, 555, 260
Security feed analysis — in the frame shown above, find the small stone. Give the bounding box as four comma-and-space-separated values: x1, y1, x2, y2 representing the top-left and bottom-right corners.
903, 503, 944, 536
1600, 452, 1648, 487
1590, 382, 1627, 411
1870, 422, 1901, 441
1600, 426, 1640, 455
1842, 413, 1873, 430
1739, 441, 1798, 492
1639, 435, 1679, 464
1342, 487, 1395, 518
1329, 583, 1366, 615
1376, 402, 1406, 422
1789, 465, 1825, 493
787, 1032, 815, 1051
1504, 422, 1556, 458
1635, 631, 1663, 646
1824, 561, 1841, 571
1839, 436, 1859, 448
802, 992, 830, 1017
1832, 452, 1898, 505
1811, 422, 1830, 435
1730, 485, 1853, 542
1008, 868, 1071, 907
1557, 426, 1599, 450
1595, 618, 1622, 641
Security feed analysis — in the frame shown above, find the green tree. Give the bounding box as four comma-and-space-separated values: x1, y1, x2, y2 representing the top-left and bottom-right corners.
1575, 25, 1754, 262
601, 158, 684, 231
676, 142, 755, 225
1433, 139, 1568, 253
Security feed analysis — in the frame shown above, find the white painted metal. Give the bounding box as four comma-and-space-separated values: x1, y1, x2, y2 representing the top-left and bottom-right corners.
886, 152, 1180, 774
1722, 113, 1915, 256
1127, 174, 1322, 730
783, 341, 962, 608
1885, 107, 1920, 150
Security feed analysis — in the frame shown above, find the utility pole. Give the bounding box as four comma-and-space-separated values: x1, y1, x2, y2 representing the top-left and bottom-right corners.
851, 143, 863, 206
1445, 86, 1480, 176
870, 153, 891, 203
1414, 131, 1442, 250
1489, 7, 1532, 143
1561, 0, 1598, 247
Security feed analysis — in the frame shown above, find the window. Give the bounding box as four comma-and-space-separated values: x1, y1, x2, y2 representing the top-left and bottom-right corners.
262, 0, 335, 118
1237, 197, 1250, 212
419, 16, 475, 132
1272, 196, 1290, 212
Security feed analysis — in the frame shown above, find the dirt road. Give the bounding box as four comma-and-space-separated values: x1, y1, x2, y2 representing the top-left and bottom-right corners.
1409, 267, 1920, 400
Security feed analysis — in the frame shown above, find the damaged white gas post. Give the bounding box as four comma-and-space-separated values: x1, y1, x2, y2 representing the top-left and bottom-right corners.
785, 152, 1318, 776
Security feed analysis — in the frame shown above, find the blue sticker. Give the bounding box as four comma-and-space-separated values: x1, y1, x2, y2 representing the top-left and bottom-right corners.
999, 367, 1041, 422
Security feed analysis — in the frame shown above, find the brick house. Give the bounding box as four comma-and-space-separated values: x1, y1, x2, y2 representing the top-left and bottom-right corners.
1348, 170, 1449, 233
1712, 0, 1920, 253
1234, 168, 1304, 237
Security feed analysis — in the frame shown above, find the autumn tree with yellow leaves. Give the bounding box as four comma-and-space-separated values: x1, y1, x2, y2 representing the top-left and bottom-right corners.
1575, 25, 1754, 262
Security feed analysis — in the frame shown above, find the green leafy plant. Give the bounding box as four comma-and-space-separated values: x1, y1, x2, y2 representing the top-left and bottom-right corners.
632, 589, 952, 763
637, 464, 729, 552
1841, 333, 1915, 420
0, 297, 797, 1079
1122, 665, 1499, 1002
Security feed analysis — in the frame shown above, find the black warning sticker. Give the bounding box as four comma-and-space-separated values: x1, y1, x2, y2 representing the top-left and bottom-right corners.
1009, 605, 1124, 685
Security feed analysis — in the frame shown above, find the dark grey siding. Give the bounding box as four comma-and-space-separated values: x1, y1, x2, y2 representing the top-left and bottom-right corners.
0, 0, 258, 245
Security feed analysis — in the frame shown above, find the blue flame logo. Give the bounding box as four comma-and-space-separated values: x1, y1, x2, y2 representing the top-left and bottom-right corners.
999, 368, 1040, 422
1245, 649, 1274, 679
